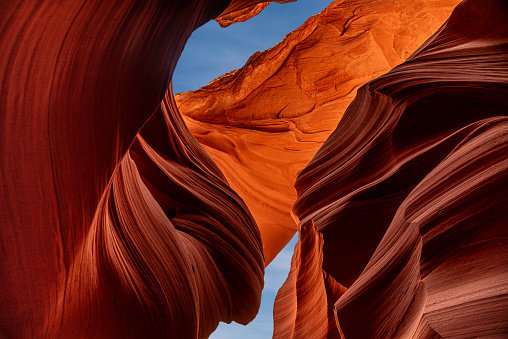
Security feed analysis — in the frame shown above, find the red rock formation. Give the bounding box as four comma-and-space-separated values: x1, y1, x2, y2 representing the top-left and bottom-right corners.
277, 0, 508, 337
273, 220, 347, 339
216, 2, 271, 27
0, 0, 278, 337
215, 1, 295, 27
178, 0, 461, 265
2, 0, 506, 337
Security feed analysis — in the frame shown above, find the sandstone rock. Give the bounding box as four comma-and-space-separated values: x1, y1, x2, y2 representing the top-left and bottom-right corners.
1, 0, 506, 337
283, 0, 508, 337
215, 1, 295, 27
0, 1, 274, 337
177, 0, 461, 265
216, 2, 271, 27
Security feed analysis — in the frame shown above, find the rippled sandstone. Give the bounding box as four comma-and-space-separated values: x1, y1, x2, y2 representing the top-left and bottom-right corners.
1, 0, 506, 338
0, 1, 284, 337
177, 0, 461, 264
276, 0, 508, 337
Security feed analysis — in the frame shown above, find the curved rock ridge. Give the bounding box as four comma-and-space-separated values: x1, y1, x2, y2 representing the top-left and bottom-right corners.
219, 0, 293, 17
283, 0, 508, 337
273, 220, 347, 339
215, 2, 271, 27
0, 0, 277, 337
177, 0, 461, 264
215, 1, 296, 28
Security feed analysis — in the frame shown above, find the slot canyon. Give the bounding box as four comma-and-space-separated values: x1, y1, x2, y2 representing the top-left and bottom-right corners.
0, 0, 506, 338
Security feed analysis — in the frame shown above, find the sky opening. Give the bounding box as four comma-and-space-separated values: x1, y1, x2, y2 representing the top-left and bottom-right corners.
172, 0, 333, 94
172, 1, 332, 337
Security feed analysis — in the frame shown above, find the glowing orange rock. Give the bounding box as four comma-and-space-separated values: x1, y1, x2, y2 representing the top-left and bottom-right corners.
177, 0, 461, 265
216, 2, 271, 27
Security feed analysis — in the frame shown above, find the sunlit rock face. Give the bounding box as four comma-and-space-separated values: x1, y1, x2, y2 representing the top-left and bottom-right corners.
215, 0, 294, 27
276, 0, 508, 337
215, 2, 271, 27
177, 0, 461, 265
1, 0, 506, 337
0, 1, 277, 337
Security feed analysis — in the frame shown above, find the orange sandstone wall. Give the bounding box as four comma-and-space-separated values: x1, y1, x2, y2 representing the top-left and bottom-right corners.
177, 0, 461, 264
1, 0, 507, 338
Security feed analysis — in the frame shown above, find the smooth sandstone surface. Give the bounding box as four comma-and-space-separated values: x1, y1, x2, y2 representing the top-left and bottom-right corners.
215, 2, 271, 27
177, 0, 461, 265
0, 1, 276, 338
278, 0, 508, 337
1, 0, 507, 338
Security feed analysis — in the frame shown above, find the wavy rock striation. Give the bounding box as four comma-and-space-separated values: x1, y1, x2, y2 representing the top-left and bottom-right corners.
2, 0, 506, 337
178, 0, 461, 264
0, 0, 278, 337
273, 220, 347, 339
277, 0, 508, 337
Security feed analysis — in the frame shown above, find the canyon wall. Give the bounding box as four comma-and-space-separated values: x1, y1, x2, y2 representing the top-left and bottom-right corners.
0, 1, 279, 337
277, 0, 508, 337
1, 0, 506, 338
177, 0, 461, 264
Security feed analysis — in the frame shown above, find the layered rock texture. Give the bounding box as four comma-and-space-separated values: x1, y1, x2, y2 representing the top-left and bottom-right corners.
177, 0, 461, 264
1, 0, 507, 338
0, 1, 282, 337
275, 0, 508, 338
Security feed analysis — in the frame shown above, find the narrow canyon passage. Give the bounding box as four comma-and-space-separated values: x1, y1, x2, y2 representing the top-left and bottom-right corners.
0, 0, 506, 338
177, 0, 463, 266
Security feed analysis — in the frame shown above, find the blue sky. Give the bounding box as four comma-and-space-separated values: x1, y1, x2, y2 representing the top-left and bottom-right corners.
209, 234, 298, 339
172, 0, 333, 94
172, 1, 332, 337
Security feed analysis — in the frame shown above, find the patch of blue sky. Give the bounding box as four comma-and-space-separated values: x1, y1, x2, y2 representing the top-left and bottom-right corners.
209, 234, 298, 339
172, 0, 333, 94
172, 1, 333, 337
